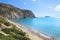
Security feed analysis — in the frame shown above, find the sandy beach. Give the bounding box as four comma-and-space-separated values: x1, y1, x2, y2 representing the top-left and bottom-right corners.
7, 20, 56, 40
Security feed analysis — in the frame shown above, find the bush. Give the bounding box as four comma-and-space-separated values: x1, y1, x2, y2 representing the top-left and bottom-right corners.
11, 27, 26, 36
11, 27, 17, 33
1, 28, 11, 34
1, 28, 30, 40
12, 34, 30, 40
7, 28, 29, 40
4, 22, 11, 26
22, 37, 30, 40
1, 28, 25, 36
9, 27, 26, 36
0, 33, 16, 40
5, 36, 16, 40
0, 36, 16, 40
12, 34, 23, 39
0, 33, 4, 38
0, 16, 6, 23
16, 30, 26, 36
0, 33, 3, 36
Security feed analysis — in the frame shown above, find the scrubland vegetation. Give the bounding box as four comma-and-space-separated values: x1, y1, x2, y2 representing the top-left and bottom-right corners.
0, 16, 30, 40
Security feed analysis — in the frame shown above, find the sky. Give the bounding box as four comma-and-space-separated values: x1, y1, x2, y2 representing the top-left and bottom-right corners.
0, 0, 60, 18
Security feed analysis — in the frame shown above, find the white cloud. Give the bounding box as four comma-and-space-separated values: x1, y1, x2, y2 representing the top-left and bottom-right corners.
54, 5, 60, 12
23, 2, 27, 5
32, 0, 36, 2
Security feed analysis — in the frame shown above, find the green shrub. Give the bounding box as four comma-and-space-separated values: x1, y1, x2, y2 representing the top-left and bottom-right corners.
0, 16, 6, 23
12, 34, 23, 39
4, 22, 11, 26
22, 37, 30, 40
0, 36, 16, 40
11, 27, 26, 36
11, 27, 17, 33
1, 28, 25, 36
0, 33, 4, 38
1, 28, 11, 34
0, 33, 3, 36
0, 33, 16, 40
5, 36, 16, 40
1, 28, 30, 40
12, 34, 30, 40
16, 30, 26, 36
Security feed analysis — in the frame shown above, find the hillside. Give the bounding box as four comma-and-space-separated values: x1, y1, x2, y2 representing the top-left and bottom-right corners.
0, 3, 35, 19
0, 16, 30, 40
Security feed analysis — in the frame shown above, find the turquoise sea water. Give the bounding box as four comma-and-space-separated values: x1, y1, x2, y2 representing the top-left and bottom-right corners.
11, 18, 60, 39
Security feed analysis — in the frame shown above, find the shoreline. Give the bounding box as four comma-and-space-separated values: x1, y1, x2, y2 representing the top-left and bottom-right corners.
7, 19, 58, 40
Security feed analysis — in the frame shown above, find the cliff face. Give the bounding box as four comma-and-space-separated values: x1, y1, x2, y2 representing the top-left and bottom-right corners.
0, 3, 35, 19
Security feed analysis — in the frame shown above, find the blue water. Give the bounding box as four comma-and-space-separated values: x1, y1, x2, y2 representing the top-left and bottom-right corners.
11, 18, 60, 39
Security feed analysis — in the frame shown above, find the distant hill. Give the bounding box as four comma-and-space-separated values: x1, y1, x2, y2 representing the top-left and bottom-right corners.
45, 16, 50, 18
0, 3, 35, 19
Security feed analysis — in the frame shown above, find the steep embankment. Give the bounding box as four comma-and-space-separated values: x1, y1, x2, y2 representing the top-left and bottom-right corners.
0, 3, 35, 19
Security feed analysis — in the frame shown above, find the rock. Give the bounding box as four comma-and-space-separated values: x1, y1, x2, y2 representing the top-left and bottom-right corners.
0, 3, 35, 19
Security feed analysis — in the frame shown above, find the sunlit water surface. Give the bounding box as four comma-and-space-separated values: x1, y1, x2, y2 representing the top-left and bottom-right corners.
11, 18, 60, 39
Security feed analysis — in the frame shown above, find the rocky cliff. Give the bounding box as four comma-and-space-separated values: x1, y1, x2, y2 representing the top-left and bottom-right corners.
0, 3, 35, 19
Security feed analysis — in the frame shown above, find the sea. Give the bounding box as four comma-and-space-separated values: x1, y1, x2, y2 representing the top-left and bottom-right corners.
11, 17, 60, 39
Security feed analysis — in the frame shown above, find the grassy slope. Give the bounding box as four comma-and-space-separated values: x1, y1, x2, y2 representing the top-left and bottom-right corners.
0, 16, 30, 40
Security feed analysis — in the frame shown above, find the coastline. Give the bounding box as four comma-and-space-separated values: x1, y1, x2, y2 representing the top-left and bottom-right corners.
7, 19, 56, 40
